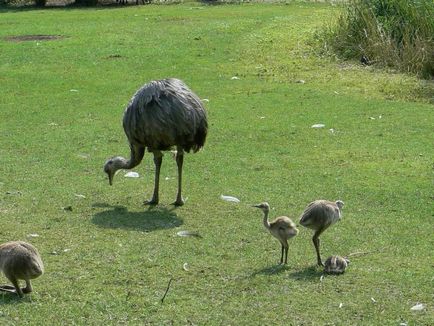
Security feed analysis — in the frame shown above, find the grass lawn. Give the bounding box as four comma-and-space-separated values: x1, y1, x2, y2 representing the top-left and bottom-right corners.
0, 2, 433, 325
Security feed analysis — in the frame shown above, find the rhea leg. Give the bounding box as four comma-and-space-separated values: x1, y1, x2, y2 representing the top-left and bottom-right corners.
279, 245, 284, 264
145, 151, 163, 205
22, 280, 33, 294
173, 148, 185, 206
313, 228, 325, 266
284, 245, 289, 265
5, 277, 24, 298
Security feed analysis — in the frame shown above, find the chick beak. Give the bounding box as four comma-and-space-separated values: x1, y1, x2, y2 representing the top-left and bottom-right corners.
108, 173, 113, 186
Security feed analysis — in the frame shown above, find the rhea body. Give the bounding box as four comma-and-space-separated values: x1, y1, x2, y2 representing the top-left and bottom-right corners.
0, 241, 44, 297
253, 202, 299, 264
324, 255, 350, 274
299, 199, 344, 266
104, 78, 208, 206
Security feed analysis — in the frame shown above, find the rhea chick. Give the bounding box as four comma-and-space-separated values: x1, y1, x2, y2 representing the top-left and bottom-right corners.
253, 202, 299, 265
299, 199, 344, 266
0, 241, 44, 298
324, 255, 350, 274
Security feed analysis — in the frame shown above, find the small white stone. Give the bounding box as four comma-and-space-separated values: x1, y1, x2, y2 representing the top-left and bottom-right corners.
124, 171, 139, 178
220, 195, 240, 203
311, 124, 325, 128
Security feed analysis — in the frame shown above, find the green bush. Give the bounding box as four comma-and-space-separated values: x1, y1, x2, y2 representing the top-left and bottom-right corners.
322, 0, 434, 79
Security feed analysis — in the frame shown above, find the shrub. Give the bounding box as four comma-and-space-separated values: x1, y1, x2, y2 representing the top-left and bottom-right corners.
322, 0, 434, 79
74, 0, 98, 5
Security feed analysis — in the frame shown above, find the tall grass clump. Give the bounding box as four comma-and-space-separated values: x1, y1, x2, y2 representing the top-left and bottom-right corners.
322, 0, 434, 79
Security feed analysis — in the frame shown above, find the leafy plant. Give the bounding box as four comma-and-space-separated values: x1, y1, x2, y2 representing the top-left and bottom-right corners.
321, 0, 434, 78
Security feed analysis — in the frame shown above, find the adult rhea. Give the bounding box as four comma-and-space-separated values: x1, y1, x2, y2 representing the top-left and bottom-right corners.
104, 78, 208, 206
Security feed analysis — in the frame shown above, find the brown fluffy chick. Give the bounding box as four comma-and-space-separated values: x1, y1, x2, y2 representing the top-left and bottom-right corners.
253, 202, 299, 265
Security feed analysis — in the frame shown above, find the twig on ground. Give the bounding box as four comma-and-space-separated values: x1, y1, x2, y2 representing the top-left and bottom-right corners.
347, 249, 381, 257
161, 277, 173, 304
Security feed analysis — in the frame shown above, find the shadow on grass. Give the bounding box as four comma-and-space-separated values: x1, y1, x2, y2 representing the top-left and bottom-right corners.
91, 203, 183, 232
250, 264, 289, 277
250, 264, 325, 281
0, 291, 27, 305
288, 265, 324, 282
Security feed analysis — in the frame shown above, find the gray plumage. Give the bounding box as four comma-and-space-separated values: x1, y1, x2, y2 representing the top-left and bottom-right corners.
0, 241, 44, 298
104, 78, 208, 206
299, 200, 344, 266
324, 255, 350, 274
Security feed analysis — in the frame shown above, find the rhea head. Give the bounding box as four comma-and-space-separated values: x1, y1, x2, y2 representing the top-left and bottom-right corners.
103, 157, 123, 186
253, 202, 270, 212
336, 200, 344, 210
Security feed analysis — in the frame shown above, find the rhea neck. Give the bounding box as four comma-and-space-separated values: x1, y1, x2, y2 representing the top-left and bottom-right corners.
112, 156, 135, 171
115, 146, 145, 171
262, 208, 271, 230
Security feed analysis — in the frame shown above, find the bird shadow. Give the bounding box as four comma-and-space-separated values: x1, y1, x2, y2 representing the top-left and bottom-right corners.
287, 265, 324, 282
250, 264, 290, 277
0, 289, 25, 305
91, 203, 183, 232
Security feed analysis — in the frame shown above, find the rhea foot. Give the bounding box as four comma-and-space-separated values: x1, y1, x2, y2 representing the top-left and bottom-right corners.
22, 287, 33, 294
144, 198, 158, 206
172, 198, 185, 206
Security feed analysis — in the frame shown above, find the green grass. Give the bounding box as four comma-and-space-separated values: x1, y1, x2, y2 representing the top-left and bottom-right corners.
0, 2, 433, 325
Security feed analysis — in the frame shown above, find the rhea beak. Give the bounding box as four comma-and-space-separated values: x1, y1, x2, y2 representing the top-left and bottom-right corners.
108, 172, 113, 186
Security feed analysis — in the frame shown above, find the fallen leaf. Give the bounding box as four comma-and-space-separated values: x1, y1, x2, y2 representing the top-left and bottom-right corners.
183, 263, 189, 271
74, 194, 86, 199
339, 303, 343, 308
231, 76, 240, 80
27, 233, 39, 238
